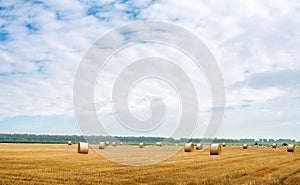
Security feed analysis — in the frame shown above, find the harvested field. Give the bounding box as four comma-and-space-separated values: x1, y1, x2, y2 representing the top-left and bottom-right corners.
1, 143, 300, 184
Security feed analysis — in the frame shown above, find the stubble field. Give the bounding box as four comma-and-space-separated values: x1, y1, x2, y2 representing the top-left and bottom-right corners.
1, 143, 300, 185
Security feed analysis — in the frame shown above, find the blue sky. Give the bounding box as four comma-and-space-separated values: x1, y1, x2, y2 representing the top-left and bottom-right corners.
0, 0, 299, 140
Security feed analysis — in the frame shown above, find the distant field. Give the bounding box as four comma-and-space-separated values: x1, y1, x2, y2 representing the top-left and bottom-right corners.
1, 143, 300, 184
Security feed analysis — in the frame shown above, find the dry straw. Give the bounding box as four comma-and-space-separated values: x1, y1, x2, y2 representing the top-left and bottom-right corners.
271, 143, 277, 148
210, 144, 221, 155
156, 142, 163, 146
287, 144, 296, 152
77, 142, 89, 154
196, 144, 203, 150
243, 144, 248, 149
139, 142, 145, 148
112, 142, 118, 147
99, 142, 106, 149
68, 141, 73, 145
184, 143, 194, 152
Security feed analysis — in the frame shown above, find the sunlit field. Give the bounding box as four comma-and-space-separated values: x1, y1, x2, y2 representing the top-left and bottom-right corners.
1, 143, 300, 184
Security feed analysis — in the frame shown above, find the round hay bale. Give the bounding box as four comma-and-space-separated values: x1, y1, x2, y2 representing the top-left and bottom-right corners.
105, 141, 110, 146
139, 142, 145, 148
99, 142, 106, 149
243, 144, 248, 149
175, 144, 178, 146
78, 142, 89, 154
156, 142, 163, 146
68, 141, 73, 145
287, 144, 296, 152
196, 144, 203, 150
222, 143, 226, 147
271, 143, 277, 148
184, 143, 194, 152
112, 141, 118, 147
120, 142, 123, 145
210, 144, 221, 155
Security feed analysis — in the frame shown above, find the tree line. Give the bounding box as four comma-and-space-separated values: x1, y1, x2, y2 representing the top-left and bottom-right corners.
0, 133, 297, 144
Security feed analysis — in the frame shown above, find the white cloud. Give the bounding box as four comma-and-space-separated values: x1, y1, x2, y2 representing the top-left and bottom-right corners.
0, 0, 299, 139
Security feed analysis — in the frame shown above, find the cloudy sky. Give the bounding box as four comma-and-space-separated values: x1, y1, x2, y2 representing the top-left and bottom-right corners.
0, 0, 299, 140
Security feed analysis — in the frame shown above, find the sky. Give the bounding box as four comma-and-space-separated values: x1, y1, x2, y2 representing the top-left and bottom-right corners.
0, 0, 299, 140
